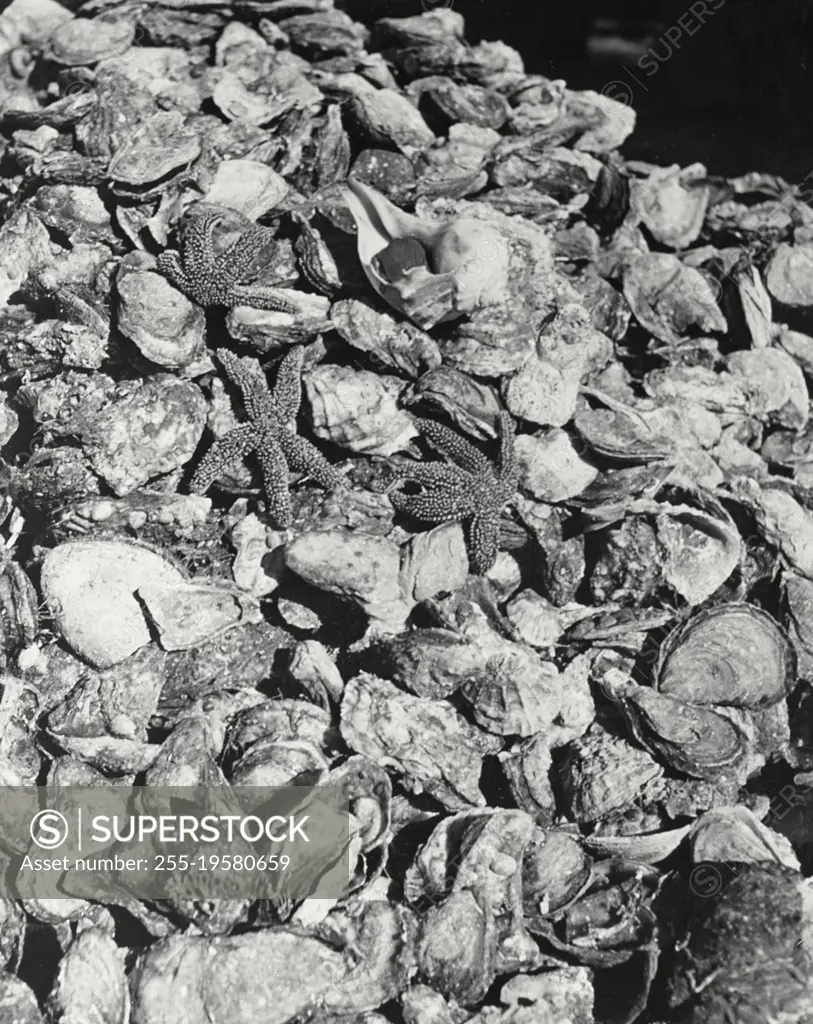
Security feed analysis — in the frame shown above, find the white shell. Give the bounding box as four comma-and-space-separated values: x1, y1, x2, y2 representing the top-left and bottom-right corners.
342, 179, 509, 330
41, 541, 185, 669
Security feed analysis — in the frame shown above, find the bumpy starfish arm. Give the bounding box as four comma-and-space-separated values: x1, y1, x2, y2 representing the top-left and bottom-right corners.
389, 490, 466, 523
467, 511, 500, 575
270, 346, 305, 422
216, 349, 275, 425
389, 462, 471, 489
189, 424, 257, 494
413, 418, 491, 475
229, 284, 298, 315
181, 211, 221, 271
256, 436, 292, 528
281, 433, 343, 492
155, 251, 188, 293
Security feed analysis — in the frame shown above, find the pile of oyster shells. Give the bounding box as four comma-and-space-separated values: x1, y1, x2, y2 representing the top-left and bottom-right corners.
1, 0, 813, 1021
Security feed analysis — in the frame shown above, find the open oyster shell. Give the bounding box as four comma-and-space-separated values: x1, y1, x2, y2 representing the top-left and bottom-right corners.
606, 678, 748, 782
341, 178, 509, 330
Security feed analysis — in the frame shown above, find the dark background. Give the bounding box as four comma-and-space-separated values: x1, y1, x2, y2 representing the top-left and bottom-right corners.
343, 0, 813, 183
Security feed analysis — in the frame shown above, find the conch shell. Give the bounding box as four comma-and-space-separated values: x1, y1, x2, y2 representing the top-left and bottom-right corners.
341, 178, 509, 330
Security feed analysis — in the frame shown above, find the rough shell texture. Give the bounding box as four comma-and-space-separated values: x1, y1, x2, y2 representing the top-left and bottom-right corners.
656, 603, 796, 709
340, 673, 502, 810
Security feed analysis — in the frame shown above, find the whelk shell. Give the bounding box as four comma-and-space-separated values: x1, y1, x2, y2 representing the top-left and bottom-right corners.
341, 178, 508, 330
655, 602, 796, 709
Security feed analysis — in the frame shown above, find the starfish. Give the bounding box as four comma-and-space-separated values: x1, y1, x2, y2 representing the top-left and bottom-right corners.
156, 204, 298, 313
190, 346, 342, 527
389, 411, 519, 575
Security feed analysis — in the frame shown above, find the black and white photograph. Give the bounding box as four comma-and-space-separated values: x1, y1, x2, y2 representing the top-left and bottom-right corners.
0, 0, 812, 1021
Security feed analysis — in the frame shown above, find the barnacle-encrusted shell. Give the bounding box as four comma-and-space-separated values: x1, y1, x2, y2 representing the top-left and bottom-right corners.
661, 864, 813, 1024
656, 603, 796, 708
341, 178, 509, 330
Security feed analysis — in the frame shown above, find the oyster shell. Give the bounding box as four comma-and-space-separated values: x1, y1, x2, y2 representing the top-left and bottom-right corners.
656, 501, 741, 607
499, 734, 556, 825
138, 580, 262, 652
40, 540, 185, 669
107, 111, 202, 195
304, 365, 417, 456
606, 678, 749, 782
346, 88, 435, 153
46, 928, 129, 1024
116, 259, 206, 370
339, 672, 501, 810
341, 178, 509, 330
630, 162, 710, 250
656, 603, 796, 709
522, 829, 593, 924
689, 806, 800, 870
622, 252, 727, 344
0, 556, 37, 669
48, 17, 135, 66
0, 973, 41, 1024
330, 299, 441, 378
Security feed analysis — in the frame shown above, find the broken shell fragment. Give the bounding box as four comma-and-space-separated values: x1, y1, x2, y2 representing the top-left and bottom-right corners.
341, 178, 509, 329
41, 540, 185, 669
656, 603, 796, 708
